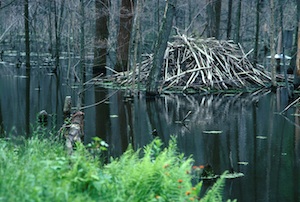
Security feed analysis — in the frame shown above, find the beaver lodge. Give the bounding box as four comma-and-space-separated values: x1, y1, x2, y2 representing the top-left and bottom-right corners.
96, 34, 274, 93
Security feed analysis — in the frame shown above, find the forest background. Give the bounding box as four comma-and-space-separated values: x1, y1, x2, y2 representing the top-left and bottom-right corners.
1, 0, 299, 88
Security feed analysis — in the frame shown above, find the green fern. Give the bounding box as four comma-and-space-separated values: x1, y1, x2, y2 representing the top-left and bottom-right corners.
0, 132, 236, 201
200, 171, 236, 202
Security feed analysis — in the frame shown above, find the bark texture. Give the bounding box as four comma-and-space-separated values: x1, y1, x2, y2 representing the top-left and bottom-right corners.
146, 0, 177, 95
206, 0, 222, 39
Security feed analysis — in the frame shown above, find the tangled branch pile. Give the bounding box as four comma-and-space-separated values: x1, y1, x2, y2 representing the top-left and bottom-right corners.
99, 34, 272, 92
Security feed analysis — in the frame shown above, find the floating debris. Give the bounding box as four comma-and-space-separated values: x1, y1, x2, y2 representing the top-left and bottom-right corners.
256, 136, 267, 139
224, 172, 245, 179
201, 172, 244, 180
14, 75, 28, 79
203, 130, 223, 134
238, 162, 249, 165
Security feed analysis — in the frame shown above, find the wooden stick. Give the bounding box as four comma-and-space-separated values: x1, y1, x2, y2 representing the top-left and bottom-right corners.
280, 96, 300, 114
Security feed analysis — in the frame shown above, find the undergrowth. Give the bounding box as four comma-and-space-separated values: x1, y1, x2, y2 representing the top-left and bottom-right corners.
0, 132, 235, 202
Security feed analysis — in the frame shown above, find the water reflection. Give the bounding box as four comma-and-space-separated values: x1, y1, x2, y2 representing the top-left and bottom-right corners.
91, 89, 299, 201
0, 65, 300, 201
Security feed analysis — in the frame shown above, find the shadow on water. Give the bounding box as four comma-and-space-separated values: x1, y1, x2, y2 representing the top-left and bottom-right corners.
1, 61, 300, 201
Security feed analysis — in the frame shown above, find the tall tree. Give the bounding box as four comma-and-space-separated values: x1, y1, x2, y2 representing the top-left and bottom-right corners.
93, 0, 109, 76
80, 0, 85, 75
116, 0, 134, 72
226, 0, 233, 39
270, 0, 276, 87
234, 0, 242, 43
129, 0, 143, 93
24, 0, 30, 69
206, 0, 222, 39
175, 3, 185, 30
146, 0, 177, 95
293, 0, 300, 87
253, 0, 261, 65
54, 0, 65, 73
278, 0, 290, 97
77, 0, 86, 109
47, 1, 54, 57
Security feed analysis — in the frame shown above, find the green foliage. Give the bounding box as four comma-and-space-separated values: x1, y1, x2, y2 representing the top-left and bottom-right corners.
86, 136, 109, 159
104, 137, 199, 201
201, 171, 227, 202
0, 132, 234, 202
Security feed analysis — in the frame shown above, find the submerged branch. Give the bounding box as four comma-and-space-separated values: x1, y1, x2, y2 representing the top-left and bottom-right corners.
280, 96, 300, 114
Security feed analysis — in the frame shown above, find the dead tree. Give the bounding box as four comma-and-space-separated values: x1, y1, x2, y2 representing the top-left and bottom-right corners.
59, 111, 85, 154
59, 97, 85, 154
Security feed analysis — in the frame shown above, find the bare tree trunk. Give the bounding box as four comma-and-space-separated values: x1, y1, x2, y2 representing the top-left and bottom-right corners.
226, 0, 232, 39
175, 3, 185, 31
206, 0, 222, 39
116, 0, 134, 72
48, 1, 53, 57
278, 0, 290, 97
296, 23, 300, 78
234, 0, 242, 43
80, 0, 85, 78
93, 0, 109, 76
293, 0, 300, 87
156, 0, 160, 35
270, 0, 276, 87
253, 0, 260, 65
78, 0, 86, 109
24, 0, 30, 69
130, 0, 143, 94
188, 0, 192, 32
54, 0, 65, 73
146, 0, 177, 95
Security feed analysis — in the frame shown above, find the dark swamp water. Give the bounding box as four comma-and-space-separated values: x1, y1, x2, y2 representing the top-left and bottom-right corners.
1, 61, 300, 202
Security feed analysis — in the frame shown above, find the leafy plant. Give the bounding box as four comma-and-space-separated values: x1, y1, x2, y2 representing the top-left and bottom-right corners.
0, 130, 235, 202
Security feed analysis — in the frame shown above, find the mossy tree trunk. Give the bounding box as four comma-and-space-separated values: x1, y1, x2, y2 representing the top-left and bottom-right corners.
146, 0, 177, 96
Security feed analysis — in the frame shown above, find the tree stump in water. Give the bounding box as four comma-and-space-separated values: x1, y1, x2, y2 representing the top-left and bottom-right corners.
59, 111, 85, 154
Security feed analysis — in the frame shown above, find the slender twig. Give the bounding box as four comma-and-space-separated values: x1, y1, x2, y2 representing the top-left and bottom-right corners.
182, 110, 192, 122
80, 90, 119, 110
280, 96, 300, 114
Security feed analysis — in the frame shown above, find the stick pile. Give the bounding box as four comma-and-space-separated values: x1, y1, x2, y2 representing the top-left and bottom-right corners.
98, 34, 272, 92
